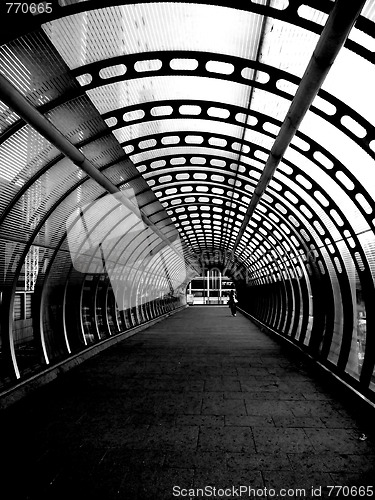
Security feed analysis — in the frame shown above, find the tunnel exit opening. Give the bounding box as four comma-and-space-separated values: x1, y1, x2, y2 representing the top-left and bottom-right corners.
187, 269, 235, 305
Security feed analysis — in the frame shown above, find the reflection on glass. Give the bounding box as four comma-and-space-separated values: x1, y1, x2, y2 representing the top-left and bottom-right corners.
66, 190, 187, 311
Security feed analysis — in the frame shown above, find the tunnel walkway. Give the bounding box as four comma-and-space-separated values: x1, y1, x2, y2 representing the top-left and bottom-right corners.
1, 306, 375, 499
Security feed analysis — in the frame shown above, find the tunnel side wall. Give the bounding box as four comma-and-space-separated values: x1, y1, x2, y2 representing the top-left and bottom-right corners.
238, 270, 375, 405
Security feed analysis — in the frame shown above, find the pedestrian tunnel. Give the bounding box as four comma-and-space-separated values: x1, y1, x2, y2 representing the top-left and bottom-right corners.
1, 0, 375, 408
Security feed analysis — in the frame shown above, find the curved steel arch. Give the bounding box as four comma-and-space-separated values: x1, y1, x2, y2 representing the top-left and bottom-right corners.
122, 127, 374, 250
75, 50, 375, 161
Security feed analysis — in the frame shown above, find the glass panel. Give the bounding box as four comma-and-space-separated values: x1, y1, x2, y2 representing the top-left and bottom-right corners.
360, 1, 375, 23
358, 231, 375, 289
0, 99, 20, 135
322, 48, 375, 128
321, 248, 343, 366
259, 18, 319, 77
87, 77, 253, 114
0, 31, 77, 109
43, 4, 266, 68
113, 118, 248, 144
297, 5, 328, 26
250, 88, 291, 122
0, 125, 59, 186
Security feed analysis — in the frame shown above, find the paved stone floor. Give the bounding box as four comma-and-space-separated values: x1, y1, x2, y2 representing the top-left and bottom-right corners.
1, 306, 375, 499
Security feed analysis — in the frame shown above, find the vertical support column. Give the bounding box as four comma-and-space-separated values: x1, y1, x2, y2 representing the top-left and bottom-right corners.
79, 279, 89, 346
207, 270, 210, 305
0, 289, 20, 380
219, 271, 222, 305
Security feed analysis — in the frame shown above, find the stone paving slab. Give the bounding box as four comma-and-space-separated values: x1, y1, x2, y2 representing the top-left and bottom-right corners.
1, 306, 374, 499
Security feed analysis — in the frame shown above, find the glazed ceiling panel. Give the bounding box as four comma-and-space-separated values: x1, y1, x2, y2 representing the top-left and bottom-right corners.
0, 100, 19, 134
0, 30, 78, 106
0, 125, 59, 186
42, 4, 266, 68
322, 48, 375, 127
86, 77, 254, 114
250, 89, 291, 122
362, 0, 375, 21
112, 119, 247, 144
259, 17, 318, 77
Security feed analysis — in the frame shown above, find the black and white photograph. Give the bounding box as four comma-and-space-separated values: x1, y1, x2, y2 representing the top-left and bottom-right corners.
0, 0, 375, 498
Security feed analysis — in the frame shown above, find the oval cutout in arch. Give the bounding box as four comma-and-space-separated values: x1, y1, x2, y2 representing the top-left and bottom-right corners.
170, 58, 198, 70
206, 60, 234, 75
134, 59, 162, 72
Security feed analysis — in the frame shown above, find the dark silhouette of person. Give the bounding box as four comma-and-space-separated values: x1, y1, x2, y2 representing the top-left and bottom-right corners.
228, 290, 238, 316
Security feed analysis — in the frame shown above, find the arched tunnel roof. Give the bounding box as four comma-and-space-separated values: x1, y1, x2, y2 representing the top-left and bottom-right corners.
1, 0, 375, 396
